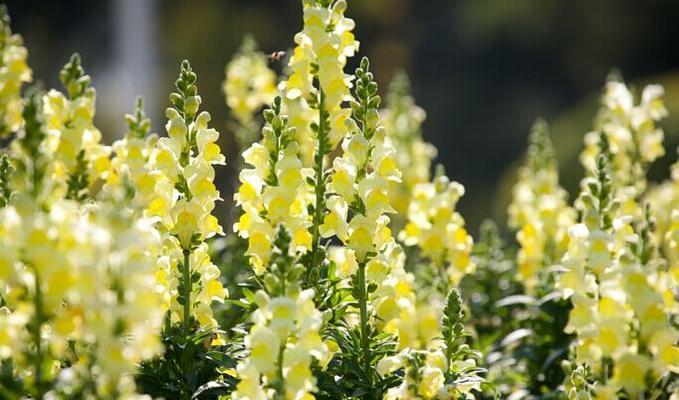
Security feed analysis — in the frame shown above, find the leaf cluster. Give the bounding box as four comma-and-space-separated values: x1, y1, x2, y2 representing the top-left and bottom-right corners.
137, 318, 240, 400
318, 323, 400, 400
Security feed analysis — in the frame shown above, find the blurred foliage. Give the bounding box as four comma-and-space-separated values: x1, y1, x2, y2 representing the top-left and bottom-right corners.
460, 220, 573, 399
495, 72, 679, 227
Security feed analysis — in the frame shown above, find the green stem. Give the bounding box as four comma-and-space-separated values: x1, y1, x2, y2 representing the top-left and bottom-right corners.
357, 262, 371, 383
182, 249, 191, 332
274, 343, 286, 399
32, 271, 45, 399
438, 257, 449, 296
309, 90, 328, 282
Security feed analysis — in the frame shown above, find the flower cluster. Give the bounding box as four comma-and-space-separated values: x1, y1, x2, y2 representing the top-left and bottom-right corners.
0, 5, 31, 137
235, 288, 327, 399
0, 201, 165, 398
234, 231, 327, 399
43, 54, 111, 202
645, 154, 679, 285
223, 36, 277, 147
558, 142, 678, 398
279, 0, 359, 166
379, 289, 484, 399
379, 262, 441, 351
0, 86, 163, 398
380, 348, 449, 399
147, 60, 227, 329
9, 1, 679, 399
381, 71, 436, 223
580, 78, 668, 217
235, 96, 311, 275
400, 172, 475, 288
322, 57, 400, 263
233, 1, 485, 392
104, 97, 158, 209
508, 119, 575, 291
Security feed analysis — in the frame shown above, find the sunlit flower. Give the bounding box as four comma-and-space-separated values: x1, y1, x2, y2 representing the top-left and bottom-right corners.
43, 54, 110, 201
381, 72, 436, 226
147, 61, 226, 329
400, 173, 475, 286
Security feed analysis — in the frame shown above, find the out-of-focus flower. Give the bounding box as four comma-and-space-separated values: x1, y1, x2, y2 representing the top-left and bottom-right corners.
224, 36, 277, 148
0, 5, 31, 137
381, 71, 436, 226
400, 172, 475, 287
279, 0, 359, 166
508, 119, 575, 291
559, 144, 679, 396
0, 198, 164, 396
43, 54, 110, 202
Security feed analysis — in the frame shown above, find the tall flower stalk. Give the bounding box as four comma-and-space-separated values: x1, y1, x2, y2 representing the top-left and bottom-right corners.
43, 54, 110, 202
140, 61, 228, 399
508, 119, 575, 292
580, 77, 667, 218
278, 0, 359, 285
148, 60, 227, 331
234, 97, 329, 399
559, 135, 678, 398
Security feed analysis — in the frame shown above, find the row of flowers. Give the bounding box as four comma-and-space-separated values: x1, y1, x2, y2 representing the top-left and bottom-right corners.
0, 1, 676, 399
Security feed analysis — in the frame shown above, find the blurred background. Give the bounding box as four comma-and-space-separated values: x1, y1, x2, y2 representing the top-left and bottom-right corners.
6, 0, 679, 234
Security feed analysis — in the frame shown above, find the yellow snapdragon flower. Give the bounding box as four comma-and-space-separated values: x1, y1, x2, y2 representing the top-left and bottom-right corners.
104, 97, 158, 209
368, 242, 435, 349
381, 278, 442, 351
508, 120, 575, 291
69, 202, 165, 396
380, 349, 448, 400
363, 240, 444, 355
233, 288, 328, 400
7, 87, 57, 209
233, 93, 329, 397
645, 153, 679, 289
0, 197, 164, 396
321, 58, 401, 261
43, 54, 110, 201
224, 36, 277, 148
325, 124, 400, 260
400, 173, 475, 286
279, 0, 359, 166
235, 96, 313, 274
380, 289, 484, 399
382, 72, 436, 225
147, 60, 226, 329
559, 150, 679, 396
0, 6, 31, 137
321, 59, 434, 360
